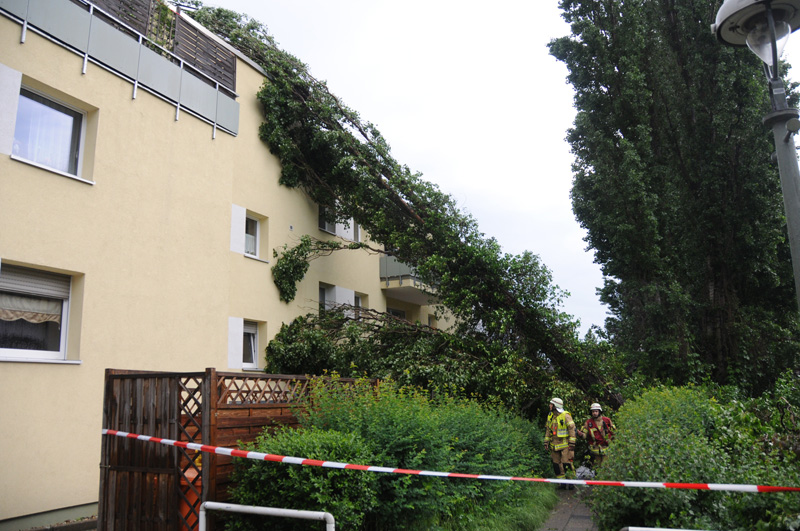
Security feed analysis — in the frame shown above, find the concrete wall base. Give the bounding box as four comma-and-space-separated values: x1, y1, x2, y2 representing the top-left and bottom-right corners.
0, 503, 98, 531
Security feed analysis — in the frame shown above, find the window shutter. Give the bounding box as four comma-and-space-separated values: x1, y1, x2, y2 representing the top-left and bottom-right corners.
0, 265, 70, 298
227, 317, 243, 369
230, 204, 246, 254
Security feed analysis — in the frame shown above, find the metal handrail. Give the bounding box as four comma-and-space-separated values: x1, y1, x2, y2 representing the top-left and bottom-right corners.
199, 501, 335, 531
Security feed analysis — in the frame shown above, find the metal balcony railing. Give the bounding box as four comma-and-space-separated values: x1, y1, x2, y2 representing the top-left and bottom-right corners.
0, 0, 240, 136
379, 255, 417, 282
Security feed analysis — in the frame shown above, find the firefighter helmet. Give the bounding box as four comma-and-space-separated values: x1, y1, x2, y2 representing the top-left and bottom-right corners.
550, 397, 564, 411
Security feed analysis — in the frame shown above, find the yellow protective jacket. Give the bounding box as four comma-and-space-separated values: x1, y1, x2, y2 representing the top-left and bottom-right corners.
544, 410, 577, 451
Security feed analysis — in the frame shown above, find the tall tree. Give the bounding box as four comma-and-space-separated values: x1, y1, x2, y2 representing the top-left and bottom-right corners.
550, 0, 800, 392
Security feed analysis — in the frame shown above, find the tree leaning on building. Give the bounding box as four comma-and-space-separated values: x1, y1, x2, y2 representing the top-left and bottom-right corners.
189, 5, 627, 411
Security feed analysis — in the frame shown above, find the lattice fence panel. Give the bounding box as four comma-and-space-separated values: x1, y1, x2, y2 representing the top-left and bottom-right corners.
177, 375, 205, 530
216, 374, 310, 405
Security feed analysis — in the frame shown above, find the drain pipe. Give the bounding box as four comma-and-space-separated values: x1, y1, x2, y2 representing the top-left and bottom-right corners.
199, 501, 335, 530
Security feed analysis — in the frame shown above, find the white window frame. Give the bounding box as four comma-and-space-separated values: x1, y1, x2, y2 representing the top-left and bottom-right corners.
245, 216, 259, 257
0, 264, 71, 362
242, 320, 258, 370
12, 86, 86, 180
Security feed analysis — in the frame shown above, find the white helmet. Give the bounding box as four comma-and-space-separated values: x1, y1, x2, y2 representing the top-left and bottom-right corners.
550, 397, 564, 412
590, 403, 602, 412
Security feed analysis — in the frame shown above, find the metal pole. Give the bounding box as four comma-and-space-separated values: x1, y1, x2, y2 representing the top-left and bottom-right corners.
199, 501, 336, 531
765, 104, 800, 310
763, 3, 800, 310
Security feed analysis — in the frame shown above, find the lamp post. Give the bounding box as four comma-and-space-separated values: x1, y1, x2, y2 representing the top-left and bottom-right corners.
713, 0, 800, 310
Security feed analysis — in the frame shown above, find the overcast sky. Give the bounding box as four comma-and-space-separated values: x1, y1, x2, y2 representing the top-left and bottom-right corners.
204, 0, 800, 336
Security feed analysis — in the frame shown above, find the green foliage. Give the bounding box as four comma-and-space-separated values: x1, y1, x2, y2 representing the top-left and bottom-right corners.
588, 386, 800, 530
266, 309, 558, 415
271, 235, 369, 302
226, 428, 379, 530
550, 0, 800, 394
439, 486, 558, 531
228, 376, 554, 530
297, 376, 548, 529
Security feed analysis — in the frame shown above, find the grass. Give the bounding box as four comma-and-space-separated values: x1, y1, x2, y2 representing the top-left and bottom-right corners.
438, 483, 559, 530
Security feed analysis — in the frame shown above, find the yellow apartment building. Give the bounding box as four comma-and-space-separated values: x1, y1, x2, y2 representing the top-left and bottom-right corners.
0, 0, 435, 527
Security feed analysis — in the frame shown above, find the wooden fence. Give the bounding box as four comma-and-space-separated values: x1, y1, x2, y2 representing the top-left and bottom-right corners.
97, 368, 318, 530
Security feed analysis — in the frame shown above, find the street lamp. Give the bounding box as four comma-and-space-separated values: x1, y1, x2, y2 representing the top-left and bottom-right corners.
713, 0, 800, 310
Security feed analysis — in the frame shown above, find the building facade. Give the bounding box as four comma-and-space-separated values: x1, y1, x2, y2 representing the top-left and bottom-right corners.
0, 0, 434, 527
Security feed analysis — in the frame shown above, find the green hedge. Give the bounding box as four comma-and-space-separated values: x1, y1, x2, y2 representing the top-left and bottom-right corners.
588, 382, 800, 530
226, 377, 553, 530
226, 428, 380, 530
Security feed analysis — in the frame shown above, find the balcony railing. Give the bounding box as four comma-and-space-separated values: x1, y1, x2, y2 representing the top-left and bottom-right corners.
0, 0, 240, 136
380, 254, 417, 282
380, 255, 434, 306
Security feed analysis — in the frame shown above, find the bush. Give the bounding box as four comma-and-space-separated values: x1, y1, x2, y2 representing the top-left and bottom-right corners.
710, 372, 800, 530
226, 376, 552, 530
588, 385, 800, 531
300, 377, 544, 528
227, 428, 380, 530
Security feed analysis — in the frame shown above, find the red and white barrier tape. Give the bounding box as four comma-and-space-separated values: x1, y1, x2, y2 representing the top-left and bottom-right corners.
102, 429, 800, 493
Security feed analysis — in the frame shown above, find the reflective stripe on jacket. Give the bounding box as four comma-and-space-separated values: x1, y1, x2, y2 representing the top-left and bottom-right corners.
544, 410, 577, 451
585, 416, 615, 448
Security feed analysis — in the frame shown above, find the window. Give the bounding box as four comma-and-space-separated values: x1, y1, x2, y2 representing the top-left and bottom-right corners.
245, 216, 259, 257
231, 206, 268, 260
318, 206, 336, 234
13, 88, 84, 176
387, 307, 406, 320
319, 285, 328, 313
242, 320, 258, 369
319, 284, 358, 315
0, 265, 71, 361
353, 222, 360, 243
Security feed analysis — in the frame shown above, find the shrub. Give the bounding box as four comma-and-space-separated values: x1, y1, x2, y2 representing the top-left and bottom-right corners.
588, 385, 800, 531
226, 428, 380, 530
298, 377, 543, 528
227, 376, 552, 530
709, 372, 800, 530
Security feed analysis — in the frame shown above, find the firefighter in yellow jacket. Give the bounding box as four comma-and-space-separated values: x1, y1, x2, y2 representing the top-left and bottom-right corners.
543, 397, 577, 488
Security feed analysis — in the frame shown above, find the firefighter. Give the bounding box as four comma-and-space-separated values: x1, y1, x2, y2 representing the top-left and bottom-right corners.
543, 397, 577, 489
578, 402, 615, 469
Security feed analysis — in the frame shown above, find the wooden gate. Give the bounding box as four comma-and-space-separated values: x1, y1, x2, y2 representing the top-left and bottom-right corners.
98, 368, 310, 530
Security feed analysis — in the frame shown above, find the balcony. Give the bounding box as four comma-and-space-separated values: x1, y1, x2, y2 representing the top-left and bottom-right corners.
379, 255, 433, 306
0, 0, 240, 135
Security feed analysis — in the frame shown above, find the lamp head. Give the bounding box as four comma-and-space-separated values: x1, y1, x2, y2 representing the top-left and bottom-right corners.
713, 0, 800, 47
